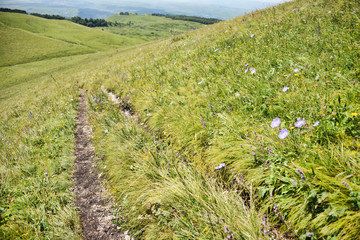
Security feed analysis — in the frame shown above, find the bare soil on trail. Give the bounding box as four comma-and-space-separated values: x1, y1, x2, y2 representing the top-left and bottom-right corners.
74, 89, 129, 240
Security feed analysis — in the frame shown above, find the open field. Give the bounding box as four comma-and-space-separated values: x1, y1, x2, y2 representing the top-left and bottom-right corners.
1, 0, 360, 239
104, 14, 205, 41
0, 12, 143, 66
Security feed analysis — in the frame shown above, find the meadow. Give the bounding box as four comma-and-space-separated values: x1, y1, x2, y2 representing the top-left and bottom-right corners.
1, 0, 360, 239
88, 0, 360, 238
0, 42, 155, 239
0, 12, 143, 67
103, 14, 205, 41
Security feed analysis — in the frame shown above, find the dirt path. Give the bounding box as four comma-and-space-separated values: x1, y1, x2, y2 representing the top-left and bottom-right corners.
74, 89, 129, 240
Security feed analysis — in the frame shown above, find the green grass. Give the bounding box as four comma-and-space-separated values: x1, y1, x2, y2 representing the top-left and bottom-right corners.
1, 0, 360, 239
0, 39, 154, 238
84, 0, 359, 238
0, 73, 82, 239
0, 12, 143, 66
104, 14, 204, 41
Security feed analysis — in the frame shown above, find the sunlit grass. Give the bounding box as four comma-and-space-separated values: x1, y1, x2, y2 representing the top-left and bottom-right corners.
92, 0, 360, 238
1, 0, 359, 239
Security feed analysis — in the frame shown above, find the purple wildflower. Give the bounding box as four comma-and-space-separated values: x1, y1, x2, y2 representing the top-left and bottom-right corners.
307, 232, 314, 237
250, 68, 256, 74
245, 68, 249, 73
224, 226, 230, 233
263, 214, 267, 226
313, 121, 319, 127
273, 204, 278, 212
352, 11, 356, 14
292, 179, 298, 185
297, 169, 306, 180
250, 34, 255, 38
271, 118, 281, 128
341, 181, 349, 187
330, 56, 333, 61
198, 81, 203, 84
279, 129, 289, 139
294, 68, 299, 73
215, 49, 219, 52
245, 63, 249, 67
227, 234, 234, 239
295, 118, 306, 128
282, 86, 289, 92
264, 230, 270, 235
215, 163, 226, 170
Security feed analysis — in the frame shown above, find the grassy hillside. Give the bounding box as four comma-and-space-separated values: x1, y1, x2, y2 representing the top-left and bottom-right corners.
1, 0, 359, 239
84, 0, 359, 239
0, 42, 155, 238
104, 14, 204, 41
0, 12, 143, 66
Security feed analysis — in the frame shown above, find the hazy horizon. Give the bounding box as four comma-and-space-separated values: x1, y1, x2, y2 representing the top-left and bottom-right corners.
0, 0, 290, 19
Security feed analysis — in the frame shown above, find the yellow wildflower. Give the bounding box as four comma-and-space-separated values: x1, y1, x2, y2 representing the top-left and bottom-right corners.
351, 113, 358, 117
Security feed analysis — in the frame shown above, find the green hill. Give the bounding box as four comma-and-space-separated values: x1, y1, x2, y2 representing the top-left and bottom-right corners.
0, 12, 143, 66
95, 0, 360, 239
104, 14, 205, 41
1, 0, 359, 239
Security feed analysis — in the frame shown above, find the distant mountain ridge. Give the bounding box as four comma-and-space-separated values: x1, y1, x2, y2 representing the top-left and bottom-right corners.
0, 0, 281, 19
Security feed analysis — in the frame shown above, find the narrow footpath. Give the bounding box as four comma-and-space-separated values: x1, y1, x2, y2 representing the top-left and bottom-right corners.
73, 89, 128, 240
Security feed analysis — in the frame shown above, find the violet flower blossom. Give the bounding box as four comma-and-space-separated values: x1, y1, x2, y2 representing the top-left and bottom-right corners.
295, 118, 306, 128
279, 129, 289, 139
271, 118, 281, 128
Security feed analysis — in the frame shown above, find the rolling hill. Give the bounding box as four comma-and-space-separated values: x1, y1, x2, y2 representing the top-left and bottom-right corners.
104, 14, 205, 40
1, 0, 359, 239
0, 12, 143, 66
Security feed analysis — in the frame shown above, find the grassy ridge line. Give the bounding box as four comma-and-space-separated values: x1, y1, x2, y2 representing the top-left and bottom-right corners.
0, 12, 144, 67
87, 0, 359, 238
0, 42, 154, 118
0, 24, 95, 67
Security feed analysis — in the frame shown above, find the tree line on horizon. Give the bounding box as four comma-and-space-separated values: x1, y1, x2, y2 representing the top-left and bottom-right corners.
151, 13, 221, 24
1, 7, 221, 27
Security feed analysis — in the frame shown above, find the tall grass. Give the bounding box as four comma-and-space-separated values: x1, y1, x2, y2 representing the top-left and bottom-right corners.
0, 79, 82, 239
86, 93, 264, 239
87, 0, 360, 238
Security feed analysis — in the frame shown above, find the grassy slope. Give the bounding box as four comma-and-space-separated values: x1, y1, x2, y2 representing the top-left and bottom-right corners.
81, 0, 359, 239
104, 14, 204, 41
1, 0, 359, 239
0, 34, 155, 238
0, 12, 143, 66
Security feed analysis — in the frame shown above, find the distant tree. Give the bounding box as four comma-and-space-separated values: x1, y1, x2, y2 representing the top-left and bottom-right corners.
151, 13, 221, 25
70, 16, 108, 27
152, 13, 165, 17
30, 13, 65, 20
0, 8, 27, 14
